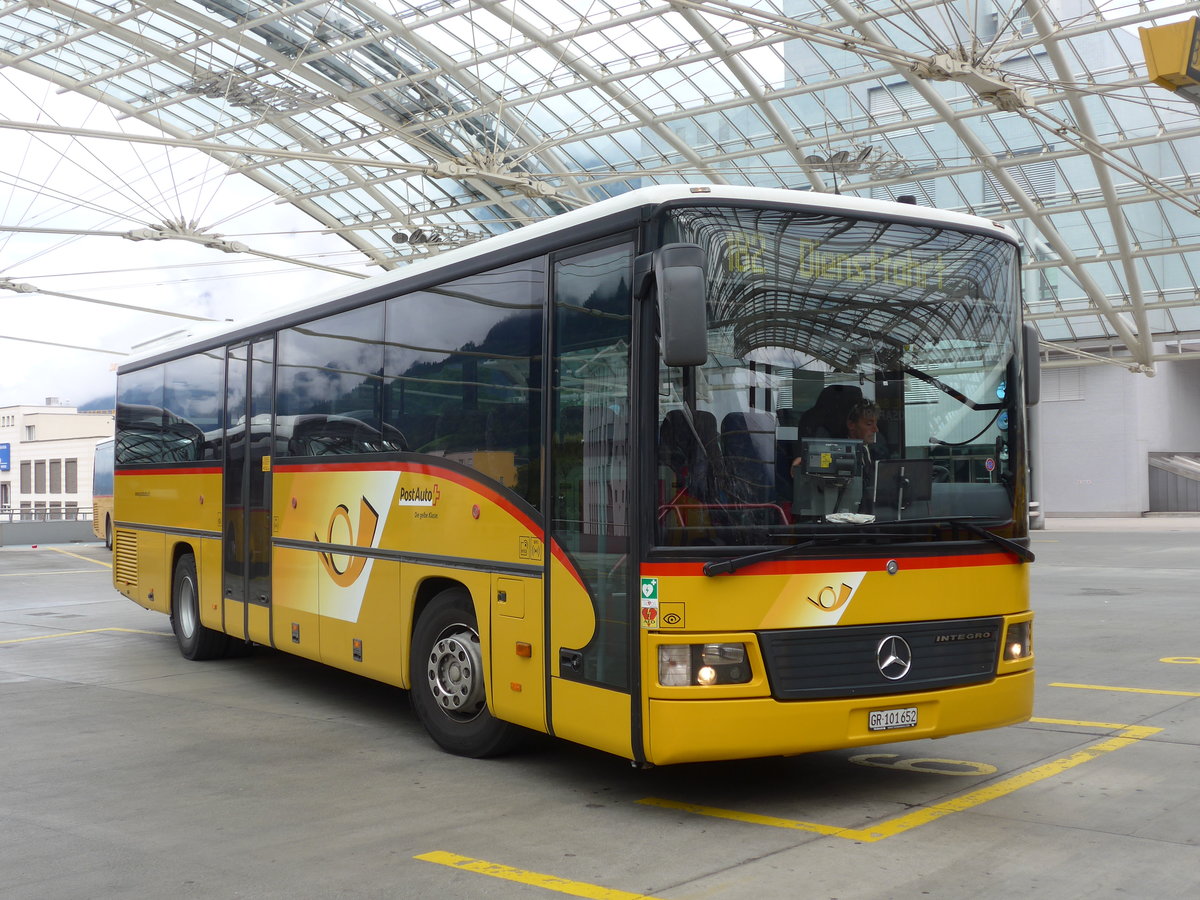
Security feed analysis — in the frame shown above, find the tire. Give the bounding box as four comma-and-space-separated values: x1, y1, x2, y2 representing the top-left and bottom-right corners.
170, 554, 230, 661
410, 587, 519, 758
104, 516, 113, 551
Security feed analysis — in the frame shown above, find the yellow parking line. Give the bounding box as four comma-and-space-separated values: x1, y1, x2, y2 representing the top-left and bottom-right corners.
1032, 716, 1143, 730
415, 851, 663, 899
0, 627, 168, 646
48, 547, 112, 569
638, 718, 1160, 843
1051, 682, 1200, 698
636, 798, 850, 837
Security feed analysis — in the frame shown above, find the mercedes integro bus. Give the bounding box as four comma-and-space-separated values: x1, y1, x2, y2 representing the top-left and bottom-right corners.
112, 185, 1037, 765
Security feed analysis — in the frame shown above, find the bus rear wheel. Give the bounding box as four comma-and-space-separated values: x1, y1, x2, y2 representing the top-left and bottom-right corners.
410, 588, 519, 758
171, 554, 230, 661
104, 516, 113, 551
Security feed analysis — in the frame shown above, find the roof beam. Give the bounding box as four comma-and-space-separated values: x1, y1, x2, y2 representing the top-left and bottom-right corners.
822, 0, 1152, 371
475, 0, 730, 186
1022, 1, 1153, 364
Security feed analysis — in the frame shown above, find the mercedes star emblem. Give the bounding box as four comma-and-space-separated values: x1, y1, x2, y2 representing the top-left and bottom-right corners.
876, 635, 913, 680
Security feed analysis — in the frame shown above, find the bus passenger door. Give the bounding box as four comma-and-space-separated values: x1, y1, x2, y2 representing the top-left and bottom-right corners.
546, 238, 636, 760
223, 338, 274, 643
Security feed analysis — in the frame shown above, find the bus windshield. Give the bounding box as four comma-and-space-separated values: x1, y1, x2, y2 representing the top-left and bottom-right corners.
656, 204, 1023, 548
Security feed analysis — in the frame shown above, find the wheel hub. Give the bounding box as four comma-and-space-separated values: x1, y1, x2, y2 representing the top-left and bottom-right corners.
178, 576, 197, 638
426, 626, 485, 720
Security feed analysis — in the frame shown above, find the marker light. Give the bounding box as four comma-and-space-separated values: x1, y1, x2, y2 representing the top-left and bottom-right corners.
659, 645, 691, 686
1003, 620, 1033, 661
658, 643, 751, 686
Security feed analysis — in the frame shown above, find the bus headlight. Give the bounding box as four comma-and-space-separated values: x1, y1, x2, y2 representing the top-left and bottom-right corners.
1003, 620, 1032, 661
658, 643, 750, 686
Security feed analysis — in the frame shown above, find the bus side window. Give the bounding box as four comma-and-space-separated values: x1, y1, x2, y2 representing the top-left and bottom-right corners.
433, 409, 490, 454
385, 259, 545, 505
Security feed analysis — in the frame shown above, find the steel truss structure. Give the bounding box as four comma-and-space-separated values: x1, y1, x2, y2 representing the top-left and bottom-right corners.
3, 1, 1200, 371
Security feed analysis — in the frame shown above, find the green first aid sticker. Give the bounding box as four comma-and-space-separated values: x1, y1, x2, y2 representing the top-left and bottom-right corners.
640, 578, 659, 629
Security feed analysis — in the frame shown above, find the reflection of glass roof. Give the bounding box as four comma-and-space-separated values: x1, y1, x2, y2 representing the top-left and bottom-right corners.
4, 0, 1200, 373
668, 202, 1017, 371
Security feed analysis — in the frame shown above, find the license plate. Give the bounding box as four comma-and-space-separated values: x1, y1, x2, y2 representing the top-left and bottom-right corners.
869, 706, 918, 731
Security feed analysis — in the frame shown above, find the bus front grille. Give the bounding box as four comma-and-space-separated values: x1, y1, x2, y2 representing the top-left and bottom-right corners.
757, 616, 1003, 700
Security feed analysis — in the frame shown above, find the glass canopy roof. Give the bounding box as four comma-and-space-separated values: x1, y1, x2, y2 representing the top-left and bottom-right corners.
3, 0, 1200, 373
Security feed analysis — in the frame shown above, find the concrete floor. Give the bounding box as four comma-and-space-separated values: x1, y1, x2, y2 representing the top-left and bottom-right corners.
1, 525, 1197, 899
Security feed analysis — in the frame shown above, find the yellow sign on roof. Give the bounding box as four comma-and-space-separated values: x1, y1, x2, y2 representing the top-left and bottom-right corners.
1140, 18, 1200, 92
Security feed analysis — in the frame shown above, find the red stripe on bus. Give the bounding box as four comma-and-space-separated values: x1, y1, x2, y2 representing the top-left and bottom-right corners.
272, 461, 405, 473
272, 459, 595, 589
116, 467, 222, 476
549, 539, 588, 591
272, 459, 542, 537
641, 552, 1016, 577
276, 458, 592, 586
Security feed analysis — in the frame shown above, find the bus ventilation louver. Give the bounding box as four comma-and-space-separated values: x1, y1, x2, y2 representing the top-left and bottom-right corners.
113, 531, 138, 588
757, 616, 1002, 700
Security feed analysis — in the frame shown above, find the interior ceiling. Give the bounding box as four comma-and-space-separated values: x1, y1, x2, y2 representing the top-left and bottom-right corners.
3, 0, 1200, 373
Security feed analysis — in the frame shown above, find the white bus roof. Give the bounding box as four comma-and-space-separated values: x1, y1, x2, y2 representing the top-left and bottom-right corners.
124, 184, 1016, 367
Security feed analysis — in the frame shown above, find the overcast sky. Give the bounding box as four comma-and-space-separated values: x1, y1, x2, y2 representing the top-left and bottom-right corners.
1, 68, 370, 411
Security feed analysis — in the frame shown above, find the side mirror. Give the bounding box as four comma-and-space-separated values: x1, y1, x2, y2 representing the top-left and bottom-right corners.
1023, 322, 1040, 407
640, 243, 708, 367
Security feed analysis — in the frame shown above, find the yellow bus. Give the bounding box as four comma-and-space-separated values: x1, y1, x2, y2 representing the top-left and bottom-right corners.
92, 438, 114, 549
113, 185, 1037, 765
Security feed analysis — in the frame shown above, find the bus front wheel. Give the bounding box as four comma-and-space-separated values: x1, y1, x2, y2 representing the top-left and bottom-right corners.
171, 554, 230, 661
410, 588, 519, 758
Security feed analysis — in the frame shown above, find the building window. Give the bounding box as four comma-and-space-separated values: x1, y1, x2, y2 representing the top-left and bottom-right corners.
50, 459, 62, 493
34, 460, 47, 494
66, 501, 79, 520
65, 458, 78, 493
20, 501, 32, 520
1043, 366, 1085, 402
49, 501, 62, 520
20, 460, 31, 494
25, 425, 35, 441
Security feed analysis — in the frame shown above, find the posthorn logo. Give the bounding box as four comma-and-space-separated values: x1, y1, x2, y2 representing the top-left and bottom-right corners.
316, 496, 379, 587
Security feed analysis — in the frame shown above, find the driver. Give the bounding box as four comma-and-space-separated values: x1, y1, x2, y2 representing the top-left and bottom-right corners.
846, 399, 879, 445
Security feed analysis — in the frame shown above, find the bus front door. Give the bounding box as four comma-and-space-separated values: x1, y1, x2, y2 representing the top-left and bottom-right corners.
223, 338, 274, 643
546, 239, 636, 760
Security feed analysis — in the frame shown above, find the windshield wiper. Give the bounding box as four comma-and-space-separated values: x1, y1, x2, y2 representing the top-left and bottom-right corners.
890, 516, 1035, 563
703, 540, 818, 576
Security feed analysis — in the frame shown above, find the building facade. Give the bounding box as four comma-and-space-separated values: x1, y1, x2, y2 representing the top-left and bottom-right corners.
0, 401, 114, 521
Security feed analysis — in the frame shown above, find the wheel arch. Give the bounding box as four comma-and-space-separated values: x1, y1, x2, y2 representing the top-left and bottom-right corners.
410, 576, 474, 634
